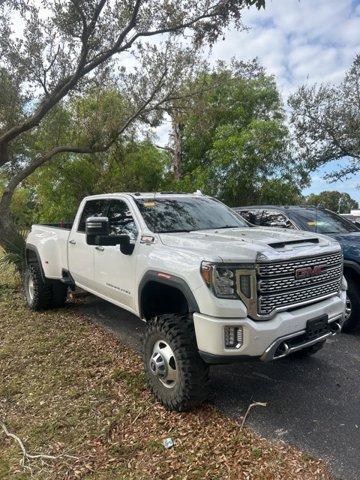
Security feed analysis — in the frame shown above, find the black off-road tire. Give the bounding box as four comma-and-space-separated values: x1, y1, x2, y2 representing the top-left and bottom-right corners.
51, 281, 68, 308
144, 314, 210, 411
24, 264, 53, 311
290, 339, 326, 359
342, 275, 360, 333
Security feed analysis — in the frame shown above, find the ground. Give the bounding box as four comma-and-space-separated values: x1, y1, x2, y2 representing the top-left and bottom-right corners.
0, 271, 331, 479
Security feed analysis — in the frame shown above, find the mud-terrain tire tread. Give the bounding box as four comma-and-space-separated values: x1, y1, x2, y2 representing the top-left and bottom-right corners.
24, 264, 53, 311
144, 313, 210, 411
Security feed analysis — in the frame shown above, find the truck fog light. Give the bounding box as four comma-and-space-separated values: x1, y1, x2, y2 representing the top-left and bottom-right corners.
224, 326, 243, 349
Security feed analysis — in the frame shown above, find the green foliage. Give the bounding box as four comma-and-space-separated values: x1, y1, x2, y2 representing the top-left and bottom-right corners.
0, 228, 26, 273
289, 54, 360, 181
305, 191, 358, 213
169, 60, 307, 206
32, 141, 168, 223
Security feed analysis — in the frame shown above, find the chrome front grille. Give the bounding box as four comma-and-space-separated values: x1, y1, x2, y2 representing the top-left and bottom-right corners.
258, 264, 343, 294
258, 252, 343, 277
255, 251, 343, 318
258, 280, 342, 316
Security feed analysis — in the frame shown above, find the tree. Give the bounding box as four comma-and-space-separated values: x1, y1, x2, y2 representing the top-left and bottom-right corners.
289, 54, 360, 181
31, 140, 168, 224
305, 191, 358, 213
0, 0, 266, 252
164, 60, 308, 206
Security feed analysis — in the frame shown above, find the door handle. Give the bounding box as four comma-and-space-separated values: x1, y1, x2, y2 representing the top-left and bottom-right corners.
95, 246, 104, 252
69, 239, 76, 245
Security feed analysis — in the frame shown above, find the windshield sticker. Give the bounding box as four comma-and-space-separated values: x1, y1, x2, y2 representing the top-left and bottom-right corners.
143, 201, 156, 208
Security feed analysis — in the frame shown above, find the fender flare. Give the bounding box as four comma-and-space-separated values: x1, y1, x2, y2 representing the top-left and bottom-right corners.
25, 244, 45, 281
138, 270, 199, 318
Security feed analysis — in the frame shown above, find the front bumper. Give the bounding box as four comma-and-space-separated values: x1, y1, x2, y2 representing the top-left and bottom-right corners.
193, 292, 346, 363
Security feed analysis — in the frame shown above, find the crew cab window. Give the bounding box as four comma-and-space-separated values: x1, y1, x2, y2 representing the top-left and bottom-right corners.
239, 209, 263, 225
78, 199, 109, 232
108, 200, 138, 242
261, 210, 295, 229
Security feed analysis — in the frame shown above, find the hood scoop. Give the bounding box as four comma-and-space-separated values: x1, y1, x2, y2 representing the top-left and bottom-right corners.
269, 238, 319, 249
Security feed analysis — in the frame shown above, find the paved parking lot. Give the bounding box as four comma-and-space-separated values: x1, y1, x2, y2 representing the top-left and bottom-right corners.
79, 297, 360, 480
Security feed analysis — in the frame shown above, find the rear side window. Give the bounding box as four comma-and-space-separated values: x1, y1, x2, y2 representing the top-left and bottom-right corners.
77, 200, 109, 232
238, 209, 263, 225
261, 209, 295, 229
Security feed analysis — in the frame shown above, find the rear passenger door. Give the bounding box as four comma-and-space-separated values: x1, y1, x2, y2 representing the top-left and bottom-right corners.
68, 199, 109, 289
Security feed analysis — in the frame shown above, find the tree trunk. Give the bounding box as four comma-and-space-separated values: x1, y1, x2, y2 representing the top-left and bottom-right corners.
172, 120, 183, 181
0, 143, 23, 252
0, 187, 18, 247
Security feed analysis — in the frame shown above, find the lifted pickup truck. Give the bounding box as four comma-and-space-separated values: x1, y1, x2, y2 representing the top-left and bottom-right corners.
25, 193, 347, 411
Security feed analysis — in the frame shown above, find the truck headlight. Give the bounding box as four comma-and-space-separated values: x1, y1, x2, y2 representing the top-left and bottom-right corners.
200, 262, 237, 299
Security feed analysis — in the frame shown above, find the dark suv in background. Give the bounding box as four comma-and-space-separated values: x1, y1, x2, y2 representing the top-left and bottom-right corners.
234, 206, 360, 332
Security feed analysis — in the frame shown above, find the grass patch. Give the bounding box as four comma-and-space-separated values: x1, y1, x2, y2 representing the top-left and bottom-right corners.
0, 270, 332, 479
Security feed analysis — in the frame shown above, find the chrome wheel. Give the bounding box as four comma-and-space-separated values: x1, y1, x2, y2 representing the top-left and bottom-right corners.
149, 340, 178, 389
26, 275, 35, 301
345, 295, 352, 321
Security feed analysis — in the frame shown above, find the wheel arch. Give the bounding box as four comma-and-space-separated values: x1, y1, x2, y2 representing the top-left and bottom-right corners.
138, 271, 199, 321
25, 244, 45, 280
344, 260, 360, 283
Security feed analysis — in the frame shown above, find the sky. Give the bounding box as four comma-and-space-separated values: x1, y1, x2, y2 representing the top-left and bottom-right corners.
208, 0, 360, 203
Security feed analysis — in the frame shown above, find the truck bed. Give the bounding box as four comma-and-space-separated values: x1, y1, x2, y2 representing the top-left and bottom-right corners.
27, 224, 71, 279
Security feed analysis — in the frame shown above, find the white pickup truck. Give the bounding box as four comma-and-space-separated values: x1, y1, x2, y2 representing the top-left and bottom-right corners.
25, 193, 347, 411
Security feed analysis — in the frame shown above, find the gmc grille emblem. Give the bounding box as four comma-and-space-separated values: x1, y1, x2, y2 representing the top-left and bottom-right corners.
295, 265, 325, 279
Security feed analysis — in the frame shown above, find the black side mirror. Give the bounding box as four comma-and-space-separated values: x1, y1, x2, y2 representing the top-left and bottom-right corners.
86, 216, 109, 245
94, 233, 134, 255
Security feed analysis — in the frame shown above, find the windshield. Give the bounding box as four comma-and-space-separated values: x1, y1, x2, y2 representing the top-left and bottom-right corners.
293, 209, 360, 234
135, 196, 248, 233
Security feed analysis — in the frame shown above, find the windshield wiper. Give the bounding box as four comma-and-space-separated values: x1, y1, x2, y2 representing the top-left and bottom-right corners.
198, 225, 241, 231
157, 229, 192, 233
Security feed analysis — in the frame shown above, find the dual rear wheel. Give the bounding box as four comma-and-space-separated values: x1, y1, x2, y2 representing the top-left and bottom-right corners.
24, 264, 68, 311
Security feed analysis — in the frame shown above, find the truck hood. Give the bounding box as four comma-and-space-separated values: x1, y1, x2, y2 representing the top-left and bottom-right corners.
159, 227, 340, 263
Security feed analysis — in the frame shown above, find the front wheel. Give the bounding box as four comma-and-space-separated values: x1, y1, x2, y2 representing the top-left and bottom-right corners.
143, 314, 209, 411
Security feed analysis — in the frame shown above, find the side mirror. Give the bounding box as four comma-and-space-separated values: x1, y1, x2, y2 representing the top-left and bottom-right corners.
86, 216, 109, 245
85, 217, 135, 255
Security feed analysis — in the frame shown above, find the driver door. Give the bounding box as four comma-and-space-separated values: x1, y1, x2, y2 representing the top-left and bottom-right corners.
93, 199, 139, 311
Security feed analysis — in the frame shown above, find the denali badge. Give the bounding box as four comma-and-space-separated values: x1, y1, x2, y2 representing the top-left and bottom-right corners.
295, 265, 325, 279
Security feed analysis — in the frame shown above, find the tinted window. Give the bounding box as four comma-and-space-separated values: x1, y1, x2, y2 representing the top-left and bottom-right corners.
78, 200, 109, 232
108, 200, 138, 241
292, 209, 360, 234
238, 209, 263, 225
135, 197, 248, 233
261, 209, 295, 229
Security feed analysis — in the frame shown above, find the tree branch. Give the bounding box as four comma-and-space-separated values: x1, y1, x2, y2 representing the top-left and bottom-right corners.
0, 0, 222, 152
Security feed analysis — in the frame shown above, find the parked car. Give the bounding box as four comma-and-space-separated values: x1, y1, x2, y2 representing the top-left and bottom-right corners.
25, 194, 346, 411
235, 205, 360, 332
